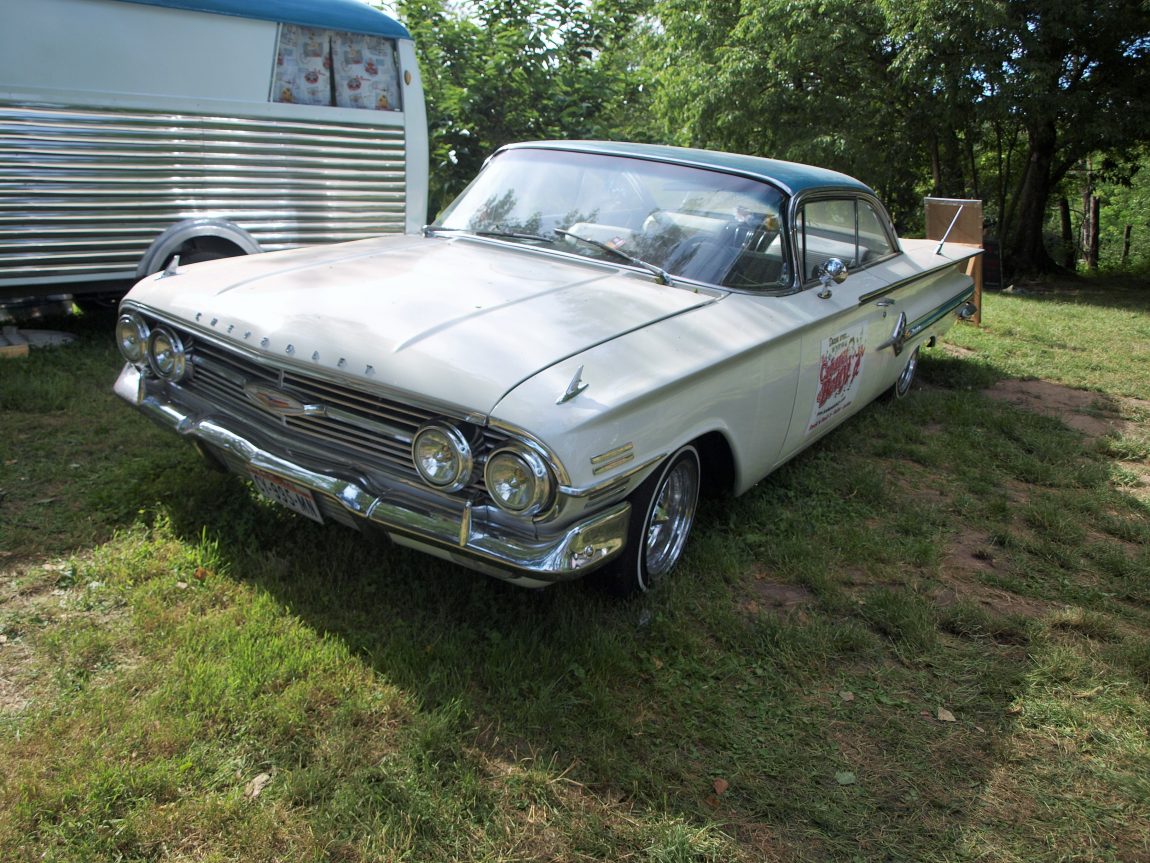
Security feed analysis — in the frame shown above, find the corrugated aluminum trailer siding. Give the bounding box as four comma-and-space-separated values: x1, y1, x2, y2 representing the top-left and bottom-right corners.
0, 103, 406, 283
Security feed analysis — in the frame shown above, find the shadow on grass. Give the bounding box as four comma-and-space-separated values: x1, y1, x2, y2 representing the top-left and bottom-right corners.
139, 363, 1105, 859
988, 273, 1150, 314
16, 304, 1147, 859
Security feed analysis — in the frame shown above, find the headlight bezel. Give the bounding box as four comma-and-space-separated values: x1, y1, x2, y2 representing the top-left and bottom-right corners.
147, 326, 189, 382
484, 446, 554, 516
412, 422, 475, 492
116, 312, 150, 366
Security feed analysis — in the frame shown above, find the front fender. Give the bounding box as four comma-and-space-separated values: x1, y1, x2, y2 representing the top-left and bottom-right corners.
490, 294, 802, 496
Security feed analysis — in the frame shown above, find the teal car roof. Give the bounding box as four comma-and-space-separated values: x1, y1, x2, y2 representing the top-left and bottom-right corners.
114, 0, 411, 39
501, 140, 874, 197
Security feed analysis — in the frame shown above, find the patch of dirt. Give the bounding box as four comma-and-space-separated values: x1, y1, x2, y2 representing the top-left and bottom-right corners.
741, 568, 815, 617
985, 379, 1141, 440
941, 343, 978, 359
933, 535, 1055, 619
1117, 460, 1150, 502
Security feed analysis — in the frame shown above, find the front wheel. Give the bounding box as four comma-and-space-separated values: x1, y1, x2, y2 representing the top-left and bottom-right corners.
602, 445, 701, 596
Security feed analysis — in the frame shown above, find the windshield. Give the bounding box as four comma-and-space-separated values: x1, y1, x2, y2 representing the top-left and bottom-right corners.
433, 148, 790, 291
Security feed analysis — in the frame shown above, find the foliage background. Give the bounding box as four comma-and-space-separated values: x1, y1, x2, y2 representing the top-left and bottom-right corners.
393, 0, 1150, 277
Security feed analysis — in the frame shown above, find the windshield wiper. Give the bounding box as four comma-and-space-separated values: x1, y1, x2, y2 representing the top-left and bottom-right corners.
553, 228, 673, 286
423, 225, 553, 243
426, 224, 674, 285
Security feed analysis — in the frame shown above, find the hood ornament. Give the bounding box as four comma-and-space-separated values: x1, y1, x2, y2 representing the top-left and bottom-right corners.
556, 365, 589, 404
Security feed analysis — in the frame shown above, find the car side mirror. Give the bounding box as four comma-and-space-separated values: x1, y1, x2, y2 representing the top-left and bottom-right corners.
816, 258, 848, 298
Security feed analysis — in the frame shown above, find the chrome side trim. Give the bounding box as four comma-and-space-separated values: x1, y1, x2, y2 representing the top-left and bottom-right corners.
877, 286, 975, 354
905, 285, 976, 340
561, 453, 665, 499
591, 442, 635, 474
0, 103, 407, 283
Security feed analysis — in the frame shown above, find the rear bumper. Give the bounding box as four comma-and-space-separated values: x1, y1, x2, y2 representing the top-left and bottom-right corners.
114, 364, 629, 586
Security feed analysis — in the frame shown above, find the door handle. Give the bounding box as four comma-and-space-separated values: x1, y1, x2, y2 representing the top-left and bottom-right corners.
875, 298, 896, 307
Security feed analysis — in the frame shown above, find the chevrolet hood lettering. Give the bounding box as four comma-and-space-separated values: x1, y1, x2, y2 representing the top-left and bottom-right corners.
127, 236, 721, 413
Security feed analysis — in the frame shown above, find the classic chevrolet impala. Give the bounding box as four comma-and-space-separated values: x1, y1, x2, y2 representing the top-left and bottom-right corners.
114, 141, 978, 593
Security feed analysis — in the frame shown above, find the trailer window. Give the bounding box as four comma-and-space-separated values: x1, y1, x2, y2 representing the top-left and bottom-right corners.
272, 25, 402, 111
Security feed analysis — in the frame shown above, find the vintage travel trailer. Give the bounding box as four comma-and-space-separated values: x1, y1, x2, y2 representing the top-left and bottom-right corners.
0, 0, 428, 300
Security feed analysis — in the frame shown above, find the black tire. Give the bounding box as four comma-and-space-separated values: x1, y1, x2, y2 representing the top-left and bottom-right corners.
602, 445, 701, 596
887, 345, 920, 401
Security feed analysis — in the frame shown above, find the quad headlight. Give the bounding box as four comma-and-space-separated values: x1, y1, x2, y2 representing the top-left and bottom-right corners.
147, 326, 188, 381
412, 422, 474, 492
116, 312, 150, 365
484, 447, 553, 516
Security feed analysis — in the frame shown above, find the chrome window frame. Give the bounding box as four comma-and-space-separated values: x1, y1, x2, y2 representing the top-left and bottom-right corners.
789, 191, 902, 291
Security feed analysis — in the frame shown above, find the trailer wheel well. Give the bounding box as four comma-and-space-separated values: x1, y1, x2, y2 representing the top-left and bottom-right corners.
136, 218, 262, 277
168, 235, 246, 266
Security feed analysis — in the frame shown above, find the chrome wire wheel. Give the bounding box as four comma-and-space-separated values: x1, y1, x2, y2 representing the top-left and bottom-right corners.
601, 445, 702, 596
640, 448, 700, 587
644, 458, 699, 577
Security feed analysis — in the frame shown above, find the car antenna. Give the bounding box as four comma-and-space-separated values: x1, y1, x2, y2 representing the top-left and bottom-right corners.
934, 205, 965, 255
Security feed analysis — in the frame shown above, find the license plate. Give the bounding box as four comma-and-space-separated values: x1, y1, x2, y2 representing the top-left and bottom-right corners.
249, 468, 324, 523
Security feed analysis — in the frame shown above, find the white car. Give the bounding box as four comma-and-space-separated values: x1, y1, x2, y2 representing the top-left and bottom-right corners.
114, 141, 978, 593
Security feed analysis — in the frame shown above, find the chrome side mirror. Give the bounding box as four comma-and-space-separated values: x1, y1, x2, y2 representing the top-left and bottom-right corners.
816, 258, 848, 298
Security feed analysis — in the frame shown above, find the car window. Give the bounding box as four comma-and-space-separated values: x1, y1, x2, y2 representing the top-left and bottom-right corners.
858, 201, 895, 262
798, 198, 858, 280
435, 149, 790, 291
797, 197, 895, 283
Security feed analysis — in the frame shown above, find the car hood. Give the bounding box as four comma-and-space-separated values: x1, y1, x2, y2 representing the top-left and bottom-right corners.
125, 235, 721, 414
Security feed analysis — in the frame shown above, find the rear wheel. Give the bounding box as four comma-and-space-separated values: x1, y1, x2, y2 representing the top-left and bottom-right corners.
887, 346, 920, 400
603, 445, 701, 596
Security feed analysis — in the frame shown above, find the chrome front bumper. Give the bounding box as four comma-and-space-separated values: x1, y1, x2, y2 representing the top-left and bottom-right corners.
114, 364, 630, 586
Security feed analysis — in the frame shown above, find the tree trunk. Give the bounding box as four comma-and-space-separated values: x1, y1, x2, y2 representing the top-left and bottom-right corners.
1122, 224, 1133, 265
966, 133, 980, 199
1059, 197, 1075, 270
1003, 120, 1059, 276
930, 133, 942, 197
1085, 195, 1100, 270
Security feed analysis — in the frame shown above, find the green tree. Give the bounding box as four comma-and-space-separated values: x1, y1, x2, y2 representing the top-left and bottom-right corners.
640, 0, 951, 227
990, 0, 1150, 274
399, 0, 647, 219
640, 0, 1150, 274
1094, 151, 1150, 271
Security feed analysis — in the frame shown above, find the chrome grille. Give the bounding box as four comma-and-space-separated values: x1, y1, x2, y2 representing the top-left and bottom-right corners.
170, 326, 492, 491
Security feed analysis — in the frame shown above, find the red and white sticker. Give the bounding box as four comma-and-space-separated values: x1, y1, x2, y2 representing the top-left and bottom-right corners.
807, 324, 867, 434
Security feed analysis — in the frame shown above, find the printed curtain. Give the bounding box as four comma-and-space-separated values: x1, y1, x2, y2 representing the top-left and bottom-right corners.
273, 25, 401, 111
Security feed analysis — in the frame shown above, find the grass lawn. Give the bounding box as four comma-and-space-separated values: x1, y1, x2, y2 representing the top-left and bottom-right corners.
1, 276, 1148, 861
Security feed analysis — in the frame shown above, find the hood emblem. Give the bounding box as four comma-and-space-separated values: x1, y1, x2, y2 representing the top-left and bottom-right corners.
243, 383, 327, 418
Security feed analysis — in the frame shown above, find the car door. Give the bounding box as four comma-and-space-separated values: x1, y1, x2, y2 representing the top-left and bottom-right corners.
775, 194, 904, 461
